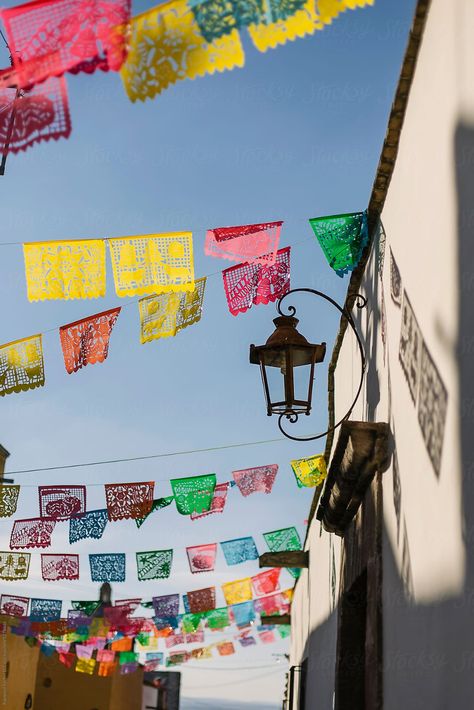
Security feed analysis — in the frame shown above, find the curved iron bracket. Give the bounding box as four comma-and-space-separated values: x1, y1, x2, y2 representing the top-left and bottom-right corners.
276, 288, 367, 442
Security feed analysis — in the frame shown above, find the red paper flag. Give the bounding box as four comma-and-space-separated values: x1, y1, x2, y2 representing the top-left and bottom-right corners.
187, 587, 216, 614
205, 221, 282, 265
190, 483, 229, 520
10, 518, 56, 549
59, 308, 121, 374
1, 0, 131, 89
105, 482, 154, 521
41, 553, 79, 581
39, 485, 86, 520
222, 247, 290, 316
0, 76, 71, 155
251, 569, 281, 597
0, 594, 29, 617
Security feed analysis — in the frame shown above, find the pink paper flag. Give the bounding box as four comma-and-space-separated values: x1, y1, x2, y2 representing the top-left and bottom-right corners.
232, 465, 278, 497
10, 518, 56, 549
41, 554, 79, 581
186, 543, 217, 574
222, 246, 290, 316
205, 221, 282, 265
251, 569, 281, 597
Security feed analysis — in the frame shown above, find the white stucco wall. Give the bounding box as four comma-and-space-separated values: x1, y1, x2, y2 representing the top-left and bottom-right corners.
290, 1, 474, 707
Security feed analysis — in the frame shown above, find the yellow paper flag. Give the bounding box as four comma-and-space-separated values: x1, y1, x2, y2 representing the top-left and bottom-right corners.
290, 454, 327, 488
222, 578, 253, 606
75, 658, 96, 675
0, 335, 45, 396
120, 0, 245, 102
139, 277, 206, 343
23, 240, 106, 302
109, 233, 195, 298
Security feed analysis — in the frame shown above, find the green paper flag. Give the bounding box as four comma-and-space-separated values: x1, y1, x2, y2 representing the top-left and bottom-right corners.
71, 601, 101, 616
309, 211, 368, 277
278, 625, 291, 639
119, 651, 138, 665
181, 613, 204, 633
171, 474, 216, 515
263, 527, 302, 553
206, 607, 230, 630
135, 496, 174, 528
136, 549, 173, 581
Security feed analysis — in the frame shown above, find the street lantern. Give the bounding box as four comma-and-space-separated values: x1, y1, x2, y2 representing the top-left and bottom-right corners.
250, 315, 326, 418
249, 288, 367, 441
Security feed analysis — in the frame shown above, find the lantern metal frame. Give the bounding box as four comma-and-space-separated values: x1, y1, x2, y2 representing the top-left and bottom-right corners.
251, 288, 367, 442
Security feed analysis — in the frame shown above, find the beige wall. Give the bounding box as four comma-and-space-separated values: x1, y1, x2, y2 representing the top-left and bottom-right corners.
290, 0, 474, 707
110, 665, 144, 710
34, 652, 112, 710
0, 631, 39, 710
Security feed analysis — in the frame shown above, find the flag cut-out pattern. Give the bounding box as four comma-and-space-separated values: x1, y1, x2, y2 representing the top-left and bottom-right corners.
0, 335, 45, 396
41, 554, 79, 581
120, 0, 244, 102
205, 221, 282, 265
222, 577, 253, 606
108, 233, 194, 297
251, 568, 281, 596
222, 247, 290, 315
139, 277, 206, 344
220, 537, 259, 565
0, 552, 31, 580
89, 553, 126, 582
0, 486, 20, 518
186, 543, 218, 574
232, 464, 278, 496
38, 485, 86, 520
1, 0, 131, 89
10, 518, 56, 549
152, 594, 180, 618
30, 598, 62, 622
290, 454, 327, 487
0, 77, 71, 155
69, 510, 108, 544
23, 240, 106, 302
59, 308, 121, 373
0, 594, 29, 617
135, 497, 174, 528
187, 587, 216, 614
309, 210, 369, 276
136, 550, 173, 581
171, 474, 216, 516
105, 482, 154, 520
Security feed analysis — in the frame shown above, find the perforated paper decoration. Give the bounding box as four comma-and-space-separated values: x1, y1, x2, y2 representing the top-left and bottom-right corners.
309, 211, 369, 277
205, 221, 283, 265
230, 600, 255, 627
220, 537, 259, 566
135, 497, 174, 528
251, 568, 281, 597
191, 482, 229, 520
290, 454, 327, 488
71, 600, 100, 616
239, 634, 256, 647
10, 518, 56, 549
109, 233, 194, 297
191, 646, 212, 660
59, 307, 121, 373
144, 652, 164, 671
253, 589, 292, 616
39, 485, 86, 520
136, 550, 173, 581
181, 613, 203, 633
259, 629, 276, 644
0, 76, 71, 155
205, 607, 229, 629
76, 644, 94, 660
232, 464, 278, 496
0, 335, 45, 396
0, 594, 29, 617
167, 650, 190, 666
278, 625, 291, 639
222, 578, 253, 606
30, 598, 62, 622
76, 657, 96, 675
69, 509, 108, 544
264, 526, 301, 552
41, 554, 79, 581
139, 277, 206, 344
185, 630, 205, 643
186, 543, 218, 574
98, 660, 117, 676
165, 633, 185, 649
1, 0, 131, 89
171, 474, 216, 516
105, 482, 154, 521
187, 587, 216, 614
217, 641, 235, 656
23, 240, 106, 301
222, 247, 290, 316
0, 486, 20, 518
120, 0, 244, 102
152, 594, 180, 619
89, 553, 126, 582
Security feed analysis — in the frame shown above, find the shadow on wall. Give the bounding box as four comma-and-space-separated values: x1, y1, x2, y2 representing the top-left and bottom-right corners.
296, 122, 474, 710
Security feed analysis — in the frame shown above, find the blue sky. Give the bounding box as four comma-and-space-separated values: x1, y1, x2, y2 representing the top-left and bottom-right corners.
0, 0, 417, 706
